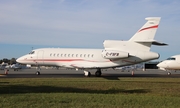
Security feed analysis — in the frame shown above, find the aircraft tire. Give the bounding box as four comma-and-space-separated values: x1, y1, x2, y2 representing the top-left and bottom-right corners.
36, 71, 40, 75
95, 71, 102, 77
84, 71, 91, 77
88, 72, 91, 77
167, 72, 171, 75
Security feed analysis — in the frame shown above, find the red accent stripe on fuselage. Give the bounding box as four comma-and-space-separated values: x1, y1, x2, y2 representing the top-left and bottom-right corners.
22, 59, 111, 63
138, 25, 158, 32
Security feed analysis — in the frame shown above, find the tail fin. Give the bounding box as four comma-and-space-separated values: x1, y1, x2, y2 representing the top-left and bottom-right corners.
129, 17, 161, 42
103, 17, 167, 52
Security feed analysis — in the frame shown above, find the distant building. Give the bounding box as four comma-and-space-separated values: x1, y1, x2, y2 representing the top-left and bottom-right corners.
144, 61, 160, 69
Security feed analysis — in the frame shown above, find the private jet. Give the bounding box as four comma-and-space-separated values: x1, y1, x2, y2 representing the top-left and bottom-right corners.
157, 55, 180, 75
17, 17, 167, 77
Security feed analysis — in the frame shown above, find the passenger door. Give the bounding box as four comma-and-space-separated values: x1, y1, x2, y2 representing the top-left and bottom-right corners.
37, 50, 44, 65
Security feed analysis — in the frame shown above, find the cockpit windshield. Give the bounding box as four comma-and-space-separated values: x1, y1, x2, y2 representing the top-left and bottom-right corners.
166, 57, 176, 60
29, 51, 35, 55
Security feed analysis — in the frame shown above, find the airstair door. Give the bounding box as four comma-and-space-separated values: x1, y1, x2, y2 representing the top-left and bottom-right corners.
37, 50, 44, 65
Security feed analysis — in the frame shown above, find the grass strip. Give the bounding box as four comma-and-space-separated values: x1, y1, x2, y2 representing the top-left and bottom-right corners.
0, 78, 180, 108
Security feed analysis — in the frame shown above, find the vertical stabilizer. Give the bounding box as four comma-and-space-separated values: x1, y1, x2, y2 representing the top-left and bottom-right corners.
103, 17, 165, 52
129, 17, 161, 42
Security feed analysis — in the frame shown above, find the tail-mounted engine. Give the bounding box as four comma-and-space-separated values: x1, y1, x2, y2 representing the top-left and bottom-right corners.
102, 50, 129, 59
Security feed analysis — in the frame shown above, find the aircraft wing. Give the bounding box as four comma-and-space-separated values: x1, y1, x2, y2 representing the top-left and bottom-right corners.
60, 61, 101, 69
70, 64, 98, 69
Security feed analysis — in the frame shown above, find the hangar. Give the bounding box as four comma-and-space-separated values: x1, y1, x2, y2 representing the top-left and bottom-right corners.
144, 62, 159, 69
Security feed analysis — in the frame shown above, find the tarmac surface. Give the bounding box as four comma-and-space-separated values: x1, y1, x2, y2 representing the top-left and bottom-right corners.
1, 68, 180, 79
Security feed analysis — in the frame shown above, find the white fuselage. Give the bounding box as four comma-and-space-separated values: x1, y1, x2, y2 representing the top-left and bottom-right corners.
16, 17, 164, 72
17, 48, 159, 69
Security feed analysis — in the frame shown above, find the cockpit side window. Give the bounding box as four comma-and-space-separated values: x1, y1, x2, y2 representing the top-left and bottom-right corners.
167, 57, 176, 60
29, 51, 35, 55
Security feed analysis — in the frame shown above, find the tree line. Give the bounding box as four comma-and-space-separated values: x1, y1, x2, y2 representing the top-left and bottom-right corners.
0, 58, 17, 65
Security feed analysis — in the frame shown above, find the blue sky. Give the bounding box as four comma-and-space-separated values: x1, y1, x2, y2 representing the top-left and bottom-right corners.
0, 0, 180, 61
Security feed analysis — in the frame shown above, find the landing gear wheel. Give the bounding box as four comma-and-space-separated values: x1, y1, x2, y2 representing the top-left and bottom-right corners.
84, 71, 91, 77
36, 71, 40, 75
167, 72, 171, 75
95, 71, 102, 77
87, 72, 91, 77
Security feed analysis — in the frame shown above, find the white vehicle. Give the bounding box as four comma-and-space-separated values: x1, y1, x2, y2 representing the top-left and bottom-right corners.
157, 55, 180, 75
17, 17, 167, 77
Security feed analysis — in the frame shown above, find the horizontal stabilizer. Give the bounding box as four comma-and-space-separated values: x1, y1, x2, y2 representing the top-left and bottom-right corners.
152, 41, 168, 46
134, 40, 168, 46
60, 61, 100, 69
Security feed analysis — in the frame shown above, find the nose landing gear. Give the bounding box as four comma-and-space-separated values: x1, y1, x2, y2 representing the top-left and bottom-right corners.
167, 72, 171, 75
35, 66, 41, 75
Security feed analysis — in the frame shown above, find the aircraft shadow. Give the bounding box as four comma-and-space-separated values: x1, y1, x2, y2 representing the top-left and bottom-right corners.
0, 85, 150, 94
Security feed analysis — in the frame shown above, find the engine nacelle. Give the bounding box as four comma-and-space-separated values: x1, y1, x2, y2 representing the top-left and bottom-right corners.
102, 50, 129, 59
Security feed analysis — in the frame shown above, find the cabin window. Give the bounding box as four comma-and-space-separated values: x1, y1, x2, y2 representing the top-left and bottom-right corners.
76, 54, 78, 57
68, 54, 70, 57
88, 54, 90, 57
61, 54, 63, 57
80, 54, 82, 57
72, 54, 74, 57
54, 54, 56, 56
50, 53, 52, 56
167, 57, 176, 60
57, 54, 59, 57
92, 54, 94, 57
84, 54, 86, 57
29, 51, 35, 54
64, 54, 66, 57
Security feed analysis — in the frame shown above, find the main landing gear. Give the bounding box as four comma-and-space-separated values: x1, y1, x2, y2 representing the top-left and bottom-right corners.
36, 71, 40, 75
83, 68, 102, 77
167, 72, 171, 75
95, 68, 102, 77
84, 70, 91, 77
35, 66, 41, 75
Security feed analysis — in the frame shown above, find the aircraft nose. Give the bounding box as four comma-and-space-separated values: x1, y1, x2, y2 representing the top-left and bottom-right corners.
157, 62, 166, 68
16, 58, 20, 63
156, 63, 161, 67
16, 57, 23, 63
